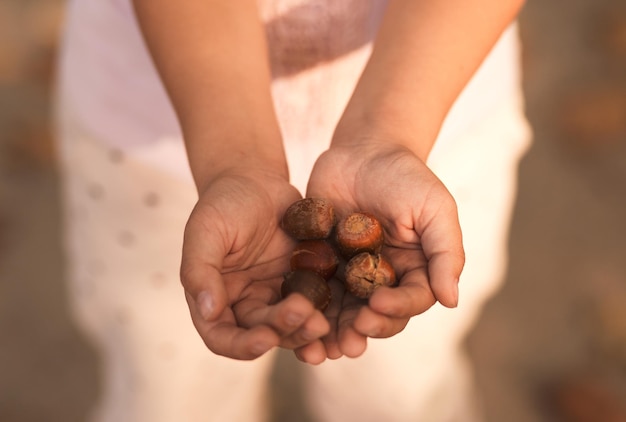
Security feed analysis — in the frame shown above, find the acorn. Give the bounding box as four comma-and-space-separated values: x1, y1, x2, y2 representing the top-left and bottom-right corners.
344, 252, 396, 299
335, 212, 384, 259
281, 270, 332, 311
281, 198, 336, 240
290, 239, 339, 280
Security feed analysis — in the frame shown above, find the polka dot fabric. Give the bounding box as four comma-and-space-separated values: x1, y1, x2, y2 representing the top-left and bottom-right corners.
56, 92, 532, 422
56, 109, 277, 422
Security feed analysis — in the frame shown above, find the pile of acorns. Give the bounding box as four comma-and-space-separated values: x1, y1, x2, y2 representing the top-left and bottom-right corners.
280, 198, 397, 310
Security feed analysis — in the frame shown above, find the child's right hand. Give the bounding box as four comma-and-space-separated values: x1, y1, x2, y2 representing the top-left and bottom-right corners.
180, 167, 330, 362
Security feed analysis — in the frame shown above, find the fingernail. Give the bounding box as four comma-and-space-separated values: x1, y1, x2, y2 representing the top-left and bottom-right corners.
285, 311, 305, 327
301, 329, 316, 342
197, 291, 214, 320
451, 281, 459, 308
366, 327, 382, 338
252, 341, 272, 356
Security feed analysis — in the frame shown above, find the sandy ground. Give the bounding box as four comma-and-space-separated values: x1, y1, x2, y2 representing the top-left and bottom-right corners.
1, 1, 626, 421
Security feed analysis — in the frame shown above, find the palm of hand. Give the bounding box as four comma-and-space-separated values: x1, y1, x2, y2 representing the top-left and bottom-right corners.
304, 143, 463, 360
182, 170, 330, 359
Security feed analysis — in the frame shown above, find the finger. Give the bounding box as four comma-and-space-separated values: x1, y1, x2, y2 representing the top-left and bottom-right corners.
186, 292, 279, 360
235, 292, 314, 333
367, 272, 436, 318
181, 261, 230, 322
337, 324, 368, 358
234, 292, 330, 349
294, 340, 327, 365
336, 293, 369, 358
322, 328, 343, 360
280, 311, 330, 350
419, 195, 465, 308
320, 279, 347, 359
427, 251, 463, 307
180, 208, 231, 321
200, 323, 279, 360
235, 293, 330, 343
321, 310, 343, 359
352, 306, 410, 338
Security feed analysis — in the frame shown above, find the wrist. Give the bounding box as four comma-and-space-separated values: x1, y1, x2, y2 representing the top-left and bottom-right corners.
186, 132, 289, 194
331, 107, 440, 163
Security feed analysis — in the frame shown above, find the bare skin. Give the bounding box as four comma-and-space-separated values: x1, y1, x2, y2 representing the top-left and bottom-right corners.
132, 0, 525, 362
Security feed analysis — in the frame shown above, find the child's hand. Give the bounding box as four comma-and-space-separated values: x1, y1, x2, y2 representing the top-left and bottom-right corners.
180, 168, 330, 361
298, 140, 465, 361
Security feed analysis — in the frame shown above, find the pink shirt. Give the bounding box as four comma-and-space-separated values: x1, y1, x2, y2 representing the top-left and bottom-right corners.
57, 0, 523, 186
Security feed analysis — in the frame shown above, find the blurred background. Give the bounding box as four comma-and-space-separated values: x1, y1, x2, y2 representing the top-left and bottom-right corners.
1, 0, 625, 421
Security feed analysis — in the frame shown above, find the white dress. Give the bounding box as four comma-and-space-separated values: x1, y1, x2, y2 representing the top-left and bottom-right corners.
55, 1, 532, 420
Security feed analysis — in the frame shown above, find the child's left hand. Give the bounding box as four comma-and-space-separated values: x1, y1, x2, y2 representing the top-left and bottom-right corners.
297, 139, 465, 362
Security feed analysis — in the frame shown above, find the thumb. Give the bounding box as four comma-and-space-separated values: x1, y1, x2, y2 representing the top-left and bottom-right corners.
180, 213, 230, 321
180, 260, 228, 321
419, 196, 465, 308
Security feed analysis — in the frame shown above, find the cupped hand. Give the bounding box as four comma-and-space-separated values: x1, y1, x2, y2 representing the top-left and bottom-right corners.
299, 140, 465, 360
180, 167, 330, 361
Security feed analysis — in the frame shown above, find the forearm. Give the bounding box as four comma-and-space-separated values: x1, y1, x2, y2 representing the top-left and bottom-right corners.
132, 0, 287, 191
333, 0, 525, 161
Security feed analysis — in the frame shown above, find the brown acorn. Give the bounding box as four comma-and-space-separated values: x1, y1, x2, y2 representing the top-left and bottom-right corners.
335, 212, 384, 259
281, 198, 336, 240
344, 253, 396, 299
281, 270, 332, 311
290, 240, 339, 280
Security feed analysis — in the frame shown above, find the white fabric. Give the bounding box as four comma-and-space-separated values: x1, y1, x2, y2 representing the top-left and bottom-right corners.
57, 111, 278, 422
57, 0, 522, 193
55, 1, 532, 420
56, 92, 530, 421
303, 93, 531, 422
